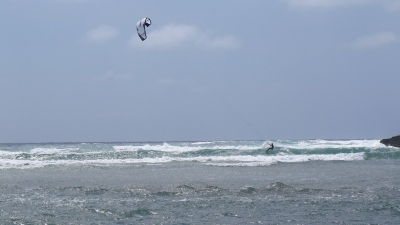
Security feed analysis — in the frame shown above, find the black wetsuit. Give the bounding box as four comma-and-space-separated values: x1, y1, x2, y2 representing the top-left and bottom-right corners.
266, 143, 274, 152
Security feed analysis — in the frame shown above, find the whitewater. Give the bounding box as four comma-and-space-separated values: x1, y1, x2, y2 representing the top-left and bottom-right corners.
1, 139, 400, 224
0, 139, 390, 169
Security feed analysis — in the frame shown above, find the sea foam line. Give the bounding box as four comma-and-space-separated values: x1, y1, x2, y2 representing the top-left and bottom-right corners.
205, 153, 364, 167
113, 143, 259, 153
277, 139, 385, 150
0, 153, 364, 169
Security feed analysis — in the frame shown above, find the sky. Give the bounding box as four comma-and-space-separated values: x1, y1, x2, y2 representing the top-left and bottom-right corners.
1, 0, 400, 142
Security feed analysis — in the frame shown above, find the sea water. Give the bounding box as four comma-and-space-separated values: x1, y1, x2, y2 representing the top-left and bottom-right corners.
1, 140, 399, 224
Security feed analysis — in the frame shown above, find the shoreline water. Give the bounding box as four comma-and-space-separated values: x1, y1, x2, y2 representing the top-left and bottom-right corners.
2, 159, 399, 189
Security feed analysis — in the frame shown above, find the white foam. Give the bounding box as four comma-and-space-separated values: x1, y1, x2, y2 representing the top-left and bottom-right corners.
0, 152, 365, 169
113, 143, 192, 152
0, 150, 23, 156
0, 159, 53, 169
277, 139, 385, 150
113, 140, 387, 154
113, 142, 259, 153
191, 141, 214, 145
203, 153, 365, 167
29, 147, 79, 154
0, 140, 378, 169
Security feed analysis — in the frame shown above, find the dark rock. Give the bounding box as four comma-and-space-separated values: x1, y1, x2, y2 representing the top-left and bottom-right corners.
380, 135, 400, 148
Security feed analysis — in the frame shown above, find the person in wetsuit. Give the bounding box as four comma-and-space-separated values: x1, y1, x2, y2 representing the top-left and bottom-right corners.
266, 143, 274, 153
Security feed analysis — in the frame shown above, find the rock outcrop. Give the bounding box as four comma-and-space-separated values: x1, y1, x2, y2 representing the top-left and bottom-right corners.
380, 135, 400, 148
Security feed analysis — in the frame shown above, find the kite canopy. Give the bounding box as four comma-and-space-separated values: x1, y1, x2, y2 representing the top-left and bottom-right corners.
136, 17, 152, 41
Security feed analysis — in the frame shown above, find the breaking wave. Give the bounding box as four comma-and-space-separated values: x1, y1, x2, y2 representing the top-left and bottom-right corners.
0, 140, 395, 169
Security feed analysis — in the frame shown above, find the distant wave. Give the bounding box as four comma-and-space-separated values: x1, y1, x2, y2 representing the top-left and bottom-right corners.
0, 140, 396, 169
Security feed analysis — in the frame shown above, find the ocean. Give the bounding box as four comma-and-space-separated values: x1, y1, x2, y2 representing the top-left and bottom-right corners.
1, 140, 399, 224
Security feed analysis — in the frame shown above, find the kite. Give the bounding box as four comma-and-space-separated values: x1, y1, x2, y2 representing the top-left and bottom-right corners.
136, 17, 152, 41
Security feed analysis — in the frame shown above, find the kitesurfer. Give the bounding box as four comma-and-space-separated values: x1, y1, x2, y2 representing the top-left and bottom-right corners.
266, 143, 274, 153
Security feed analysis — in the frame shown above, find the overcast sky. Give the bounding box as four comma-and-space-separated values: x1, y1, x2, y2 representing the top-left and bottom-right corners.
1, 0, 400, 142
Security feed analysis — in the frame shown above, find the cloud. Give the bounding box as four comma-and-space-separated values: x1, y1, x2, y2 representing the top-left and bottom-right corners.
350, 32, 398, 49
85, 25, 119, 43
282, 0, 400, 10
90, 70, 135, 82
156, 77, 187, 85
155, 77, 212, 93
129, 24, 240, 49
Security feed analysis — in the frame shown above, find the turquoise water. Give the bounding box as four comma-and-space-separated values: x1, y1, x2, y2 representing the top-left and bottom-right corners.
1, 140, 400, 224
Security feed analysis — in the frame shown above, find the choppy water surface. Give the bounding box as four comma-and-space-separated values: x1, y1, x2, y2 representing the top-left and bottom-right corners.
0, 140, 391, 169
1, 140, 399, 224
